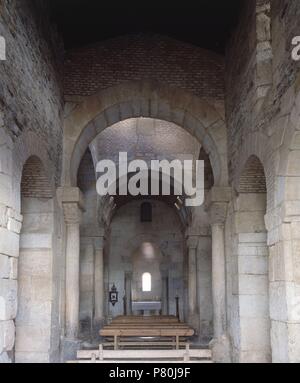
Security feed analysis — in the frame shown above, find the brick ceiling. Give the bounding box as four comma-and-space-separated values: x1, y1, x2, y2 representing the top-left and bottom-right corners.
50, 0, 243, 54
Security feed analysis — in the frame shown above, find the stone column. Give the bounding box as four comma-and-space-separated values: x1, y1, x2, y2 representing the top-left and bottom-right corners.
94, 235, 105, 328
207, 186, 231, 362
58, 187, 84, 355
161, 270, 169, 315
186, 235, 199, 330
124, 272, 132, 316
196, 232, 212, 340
211, 221, 226, 338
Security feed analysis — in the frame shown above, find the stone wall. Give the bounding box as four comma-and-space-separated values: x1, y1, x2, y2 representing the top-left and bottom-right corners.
0, 0, 64, 363
0, 0, 64, 182
225, 0, 257, 184
225, 0, 300, 362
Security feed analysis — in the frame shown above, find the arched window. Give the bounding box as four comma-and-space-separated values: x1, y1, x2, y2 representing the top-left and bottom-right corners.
141, 202, 152, 222
142, 272, 151, 292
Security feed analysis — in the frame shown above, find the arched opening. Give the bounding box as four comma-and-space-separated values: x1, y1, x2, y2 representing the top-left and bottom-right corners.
74, 116, 215, 344
15, 156, 55, 363
235, 155, 271, 362
141, 203, 152, 223
142, 272, 152, 292
64, 81, 227, 188
77, 148, 99, 339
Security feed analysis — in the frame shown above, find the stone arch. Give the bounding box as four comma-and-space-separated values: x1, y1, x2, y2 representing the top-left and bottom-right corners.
63, 81, 228, 188
15, 154, 56, 363
12, 131, 56, 212
276, 89, 300, 210
199, 147, 214, 190
238, 155, 267, 194
97, 169, 192, 229
233, 133, 275, 211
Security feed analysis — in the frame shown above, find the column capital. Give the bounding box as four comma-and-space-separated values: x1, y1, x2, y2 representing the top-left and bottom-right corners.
206, 186, 231, 226
62, 202, 83, 224
209, 202, 228, 226
57, 187, 84, 208
206, 186, 232, 205
186, 235, 199, 250
93, 234, 105, 250
125, 270, 133, 278
57, 187, 85, 224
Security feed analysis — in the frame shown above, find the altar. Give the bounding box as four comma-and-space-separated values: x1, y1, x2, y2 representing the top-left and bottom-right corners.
131, 300, 162, 315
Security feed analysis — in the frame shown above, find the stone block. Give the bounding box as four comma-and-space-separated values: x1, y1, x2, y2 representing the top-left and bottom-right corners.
287, 322, 300, 363
0, 227, 19, 257
284, 177, 300, 201
0, 351, 12, 363
15, 326, 51, 353
0, 174, 12, 207
237, 244, 268, 256
9, 257, 18, 280
239, 274, 268, 295
235, 212, 266, 233
19, 233, 52, 249
7, 217, 22, 234
269, 281, 288, 322
240, 317, 271, 354
16, 299, 52, 327
286, 150, 300, 176
271, 320, 289, 363
238, 255, 268, 275
236, 193, 266, 212
15, 351, 50, 364
0, 279, 17, 320
238, 233, 267, 243
271, 240, 294, 282
18, 249, 51, 276
0, 204, 8, 229
239, 350, 271, 363
0, 320, 15, 353
239, 294, 269, 318
0, 254, 10, 279
32, 277, 52, 301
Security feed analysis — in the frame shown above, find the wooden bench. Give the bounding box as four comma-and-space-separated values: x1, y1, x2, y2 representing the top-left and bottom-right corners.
73, 344, 212, 363
100, 315, 194, 350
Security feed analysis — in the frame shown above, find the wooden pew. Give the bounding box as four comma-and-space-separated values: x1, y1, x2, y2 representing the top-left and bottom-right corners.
100, 319, 194, 350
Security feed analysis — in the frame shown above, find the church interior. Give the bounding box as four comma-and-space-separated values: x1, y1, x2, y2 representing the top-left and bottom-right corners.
1, 0, 300, 363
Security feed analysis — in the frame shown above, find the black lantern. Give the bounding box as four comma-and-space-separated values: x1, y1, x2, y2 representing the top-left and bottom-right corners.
109, 284, 118, 306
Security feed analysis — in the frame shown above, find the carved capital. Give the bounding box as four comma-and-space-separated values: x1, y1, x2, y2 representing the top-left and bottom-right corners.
62, 202, 83, 224
186, 235, 199, 250
207, 186, 232, 205
57, 187, 84, 209
209, 202, 228, 226
94, 235, 105, 251
57, 187, 85, 224
206, 187, 231, 226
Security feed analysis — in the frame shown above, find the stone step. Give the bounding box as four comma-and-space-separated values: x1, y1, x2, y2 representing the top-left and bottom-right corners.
73, 346, 213, 363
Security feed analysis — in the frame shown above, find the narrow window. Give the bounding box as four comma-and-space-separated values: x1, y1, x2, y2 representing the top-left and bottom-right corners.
141, 202, 152, 222
142, 272, 151, 292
